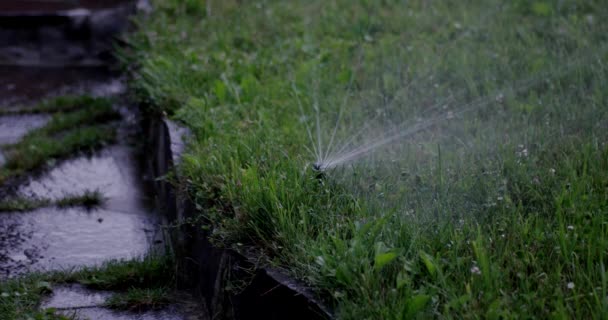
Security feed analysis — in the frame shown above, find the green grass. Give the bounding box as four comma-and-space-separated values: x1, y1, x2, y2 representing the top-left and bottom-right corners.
0, 95, 112, 116
0, 197, 51, 212
0, 96, 120, 183
63, 254, 174, 290
0, 126, 116, 181
0, 274, 71, 320
125, 0, 608, 318
0, 190, 105, 212
105, 287, 171, 311
20, 102, 120, 138
0, 255, 173, 318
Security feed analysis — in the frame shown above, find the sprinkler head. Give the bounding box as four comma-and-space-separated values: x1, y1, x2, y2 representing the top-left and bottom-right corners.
313, 162, 322, 171
311, 162, 326, 180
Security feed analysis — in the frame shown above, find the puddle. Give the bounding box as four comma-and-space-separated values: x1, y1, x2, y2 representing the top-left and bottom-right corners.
0, 206, 159, 277
19, 146, 152, 214
0, 146, 162, 278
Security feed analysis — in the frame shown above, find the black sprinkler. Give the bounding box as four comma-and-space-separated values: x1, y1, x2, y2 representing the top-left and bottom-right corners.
312, 162, 326, 180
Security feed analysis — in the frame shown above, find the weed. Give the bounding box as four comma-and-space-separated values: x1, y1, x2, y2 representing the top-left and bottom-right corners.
0, 190, 105, 212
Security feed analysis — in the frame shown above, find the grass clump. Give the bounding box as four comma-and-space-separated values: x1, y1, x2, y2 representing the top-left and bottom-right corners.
0, 274, 70, 320
0, 126, 116, 181
0, 197, 50, 212
126, 0, 608, 318
105, 287, 171, 311
62, 254, 174, 291
0, 95, 112, 116
22, 102, 120, 138
0, 190, 105, 212
55, 190, 105, 209
0, 96, 120, 183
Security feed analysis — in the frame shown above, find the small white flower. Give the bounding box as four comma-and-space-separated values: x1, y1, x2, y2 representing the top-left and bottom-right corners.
516, 145, 529, 158
315, 256, 325, 266
471, 266, 481, 275
496, 93, 505, 103
567, 225, 574, 231
567, 282, 575, 290
549, 168, 556, 175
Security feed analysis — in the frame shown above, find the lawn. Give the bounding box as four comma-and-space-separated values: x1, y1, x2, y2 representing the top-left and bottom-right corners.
125, 0, 608, 318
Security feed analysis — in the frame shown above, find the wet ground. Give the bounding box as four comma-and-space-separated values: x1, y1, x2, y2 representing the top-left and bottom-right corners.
0, 1, 201, 319
1, 146, 163, 276
43, 284, 196, 320
0, 0, 137, 66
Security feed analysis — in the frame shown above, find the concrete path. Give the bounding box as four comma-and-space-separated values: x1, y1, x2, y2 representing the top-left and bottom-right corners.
0, 1, 203, 319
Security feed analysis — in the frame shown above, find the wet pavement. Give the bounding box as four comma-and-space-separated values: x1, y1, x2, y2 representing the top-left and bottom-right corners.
0, 114, 50, 145
43, 285, 195, 320
0, 1, 202, 319
0, 65, 125, 109
0, 76, 186, 317
0, 0, 136, 66
0, 146, 163, 276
